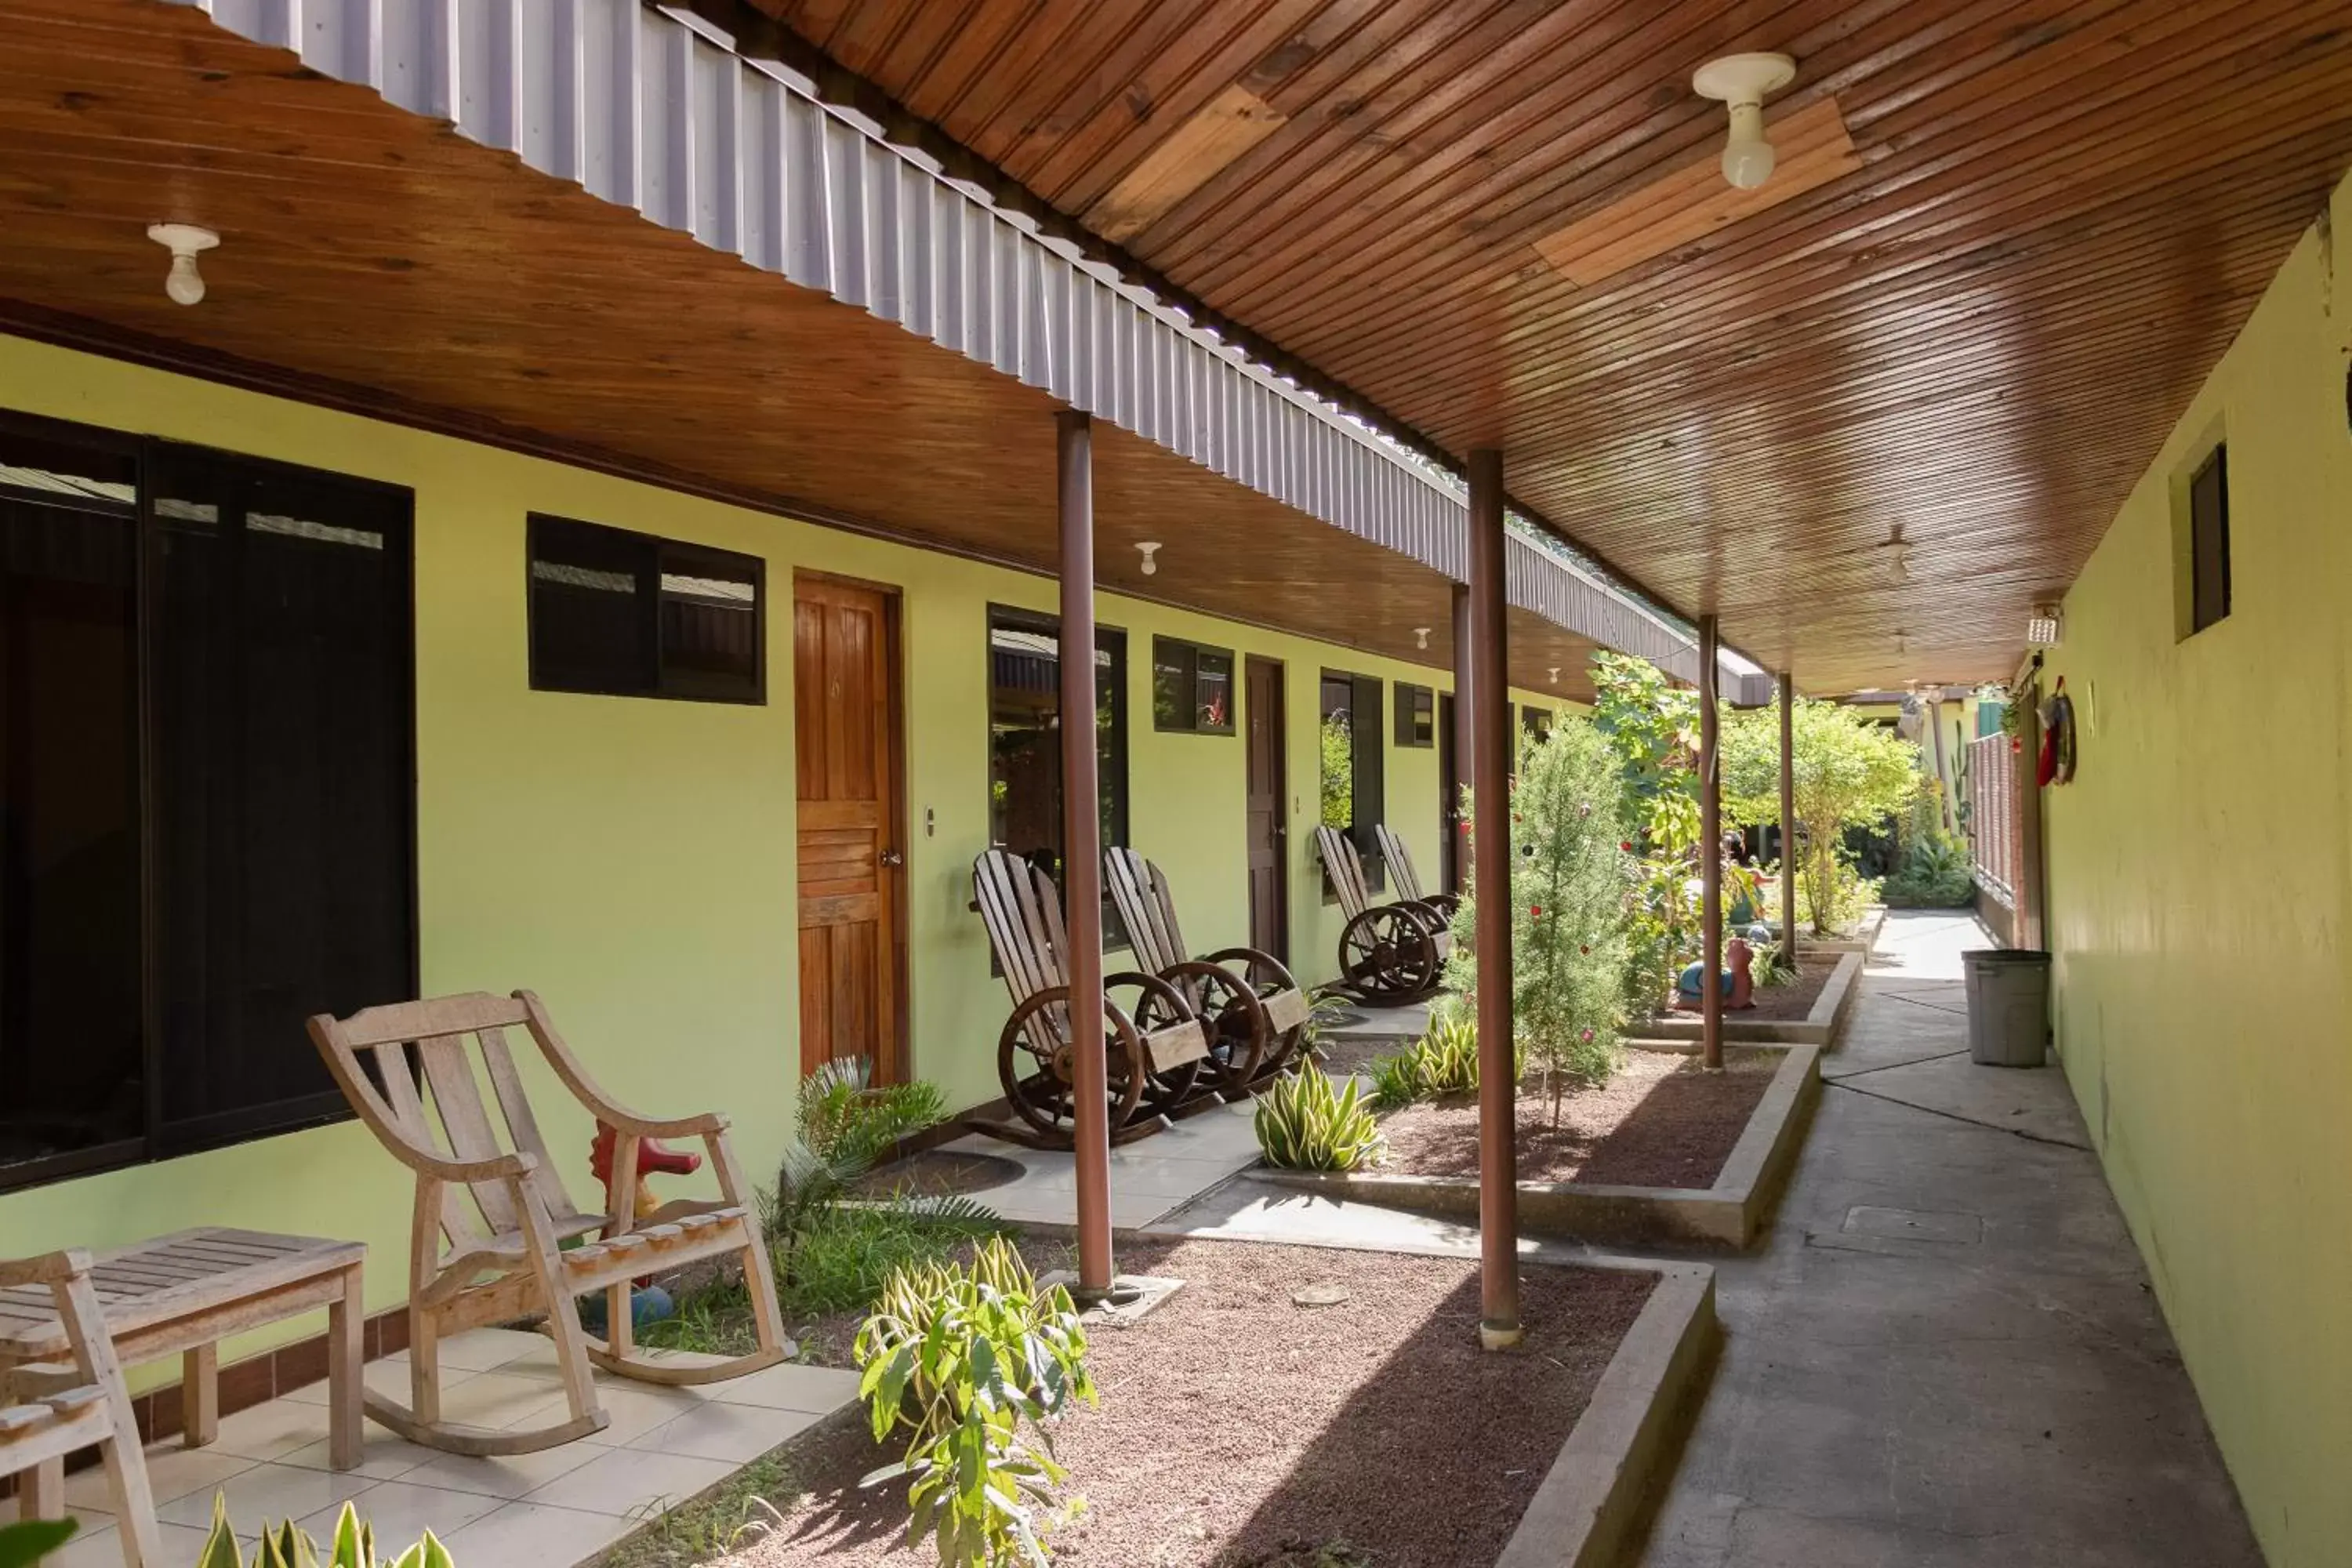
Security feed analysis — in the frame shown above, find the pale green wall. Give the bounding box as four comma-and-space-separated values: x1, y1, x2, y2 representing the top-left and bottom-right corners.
0, 333, 1568, 1379
2042, 170, 2352, 1566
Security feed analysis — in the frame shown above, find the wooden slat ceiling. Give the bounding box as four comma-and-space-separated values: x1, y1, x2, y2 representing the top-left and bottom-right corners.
754, 0, 2352, 691
0, 0, 1602, 703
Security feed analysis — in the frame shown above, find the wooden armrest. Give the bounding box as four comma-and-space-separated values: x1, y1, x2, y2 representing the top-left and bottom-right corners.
409, 1149, 539, 1185
601, 1109, 728, 1141
0, 1251, 89, 1289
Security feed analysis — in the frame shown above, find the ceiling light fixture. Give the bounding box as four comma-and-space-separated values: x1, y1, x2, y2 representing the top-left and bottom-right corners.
2027, 608, 2063, 647
1548, 666, 1561, 684
1135, 541, 1161, 577
1414, 626, 1431, 650
147, 223, 219, 306
1693, 53, 1797, 191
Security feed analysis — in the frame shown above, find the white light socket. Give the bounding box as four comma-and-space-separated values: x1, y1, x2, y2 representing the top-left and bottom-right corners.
147, 223, 220, 306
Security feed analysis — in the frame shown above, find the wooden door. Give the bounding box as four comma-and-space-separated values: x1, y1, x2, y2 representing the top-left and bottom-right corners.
1243, 656, 1288, 963
793, 575, 906, 1083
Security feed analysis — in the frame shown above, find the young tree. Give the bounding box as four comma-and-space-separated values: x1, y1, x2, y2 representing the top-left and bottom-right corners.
1720, 695, 1920, 935
1446, 719, 1632, 1122
1588, 651, 1706, 1018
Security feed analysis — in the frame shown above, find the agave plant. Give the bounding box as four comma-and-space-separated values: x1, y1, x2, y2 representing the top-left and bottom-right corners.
0, 1519, 76, 1568
1254, 1060, 1385, 1171
197, 1497, 453, 1568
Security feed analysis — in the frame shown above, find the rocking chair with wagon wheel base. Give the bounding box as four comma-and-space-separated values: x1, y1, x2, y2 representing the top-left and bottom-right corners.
1375, 824, 1461, 926
1104, 846, 1312, 1096
971, 848, 1211, 1149
1316, 825, 1452, 1006
307, 991, 789, 1456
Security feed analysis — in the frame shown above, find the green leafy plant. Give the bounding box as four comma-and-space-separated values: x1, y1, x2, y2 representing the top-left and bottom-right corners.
1254, 1060, 1385, 1171
1318, 713, 1353, 832
196, 1498, 451, 1568
855, 1236, 1096, 1567
1882, 831, 1976, 908
1448, 717, 1632, 1121
786, 1200, 1003, 1317
1721, 696, 1919, 936
1748, 941, 1797, 990
0, 1519, 75, 1568
1590, 652, 1708, 1018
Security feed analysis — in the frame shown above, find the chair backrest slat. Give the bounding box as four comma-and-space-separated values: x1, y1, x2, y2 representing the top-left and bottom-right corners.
1105, 848, 1187, 973
1376, 825, 1425, 902
975, 850, 1071, 1055
477, 1026, 572, 1222
1316, 826, 1373, 919
357, 1035, 486, 1249
415, 1036, 520, 1236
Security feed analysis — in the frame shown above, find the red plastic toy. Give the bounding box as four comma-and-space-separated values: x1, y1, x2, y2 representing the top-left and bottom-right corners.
590, 1125, 703, 1221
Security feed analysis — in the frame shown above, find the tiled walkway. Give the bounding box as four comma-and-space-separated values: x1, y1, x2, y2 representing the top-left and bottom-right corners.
935, 1094, 1265, 1229
24, 1328, 859, 1567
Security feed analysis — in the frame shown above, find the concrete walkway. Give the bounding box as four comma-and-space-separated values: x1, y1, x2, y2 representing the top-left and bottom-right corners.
1639, 910, 2259, 1566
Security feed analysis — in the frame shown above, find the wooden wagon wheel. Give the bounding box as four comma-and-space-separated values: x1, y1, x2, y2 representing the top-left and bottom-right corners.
997, 992, 1149, 1140
1112, 971, 1207, 1114
1417, 892, 1463, 924
1203, 946, 1308, 1077
1338, 906, 1439, 1005
1161, 959, 1270, 1094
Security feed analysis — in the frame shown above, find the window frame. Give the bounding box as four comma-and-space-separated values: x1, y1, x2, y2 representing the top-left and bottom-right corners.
2187, 444, 2230, 636
1319, 669, 1385, 898
983, 604, 1132, 946
526, 513, 768, 705
0, 410, 420, 1196
1393, 682, 1436, 748
1150, 635, 1236, 735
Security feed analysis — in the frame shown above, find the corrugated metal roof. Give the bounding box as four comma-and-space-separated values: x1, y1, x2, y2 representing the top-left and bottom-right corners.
171, 0, 1727, 686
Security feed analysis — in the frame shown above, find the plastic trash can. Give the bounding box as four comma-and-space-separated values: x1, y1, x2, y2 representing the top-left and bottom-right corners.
1962, 949, 2052, 1067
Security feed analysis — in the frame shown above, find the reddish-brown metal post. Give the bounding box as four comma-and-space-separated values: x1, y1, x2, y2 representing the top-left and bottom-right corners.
1778, 670, 1798, 971
1467, 448, 1520, 1348
1451, 583, 1475, 892
1058, 410, 1114, 1296
1700, 616, 1724, 1072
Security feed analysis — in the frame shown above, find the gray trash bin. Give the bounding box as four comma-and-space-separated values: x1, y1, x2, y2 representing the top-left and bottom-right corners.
1962, 949, 2052, 1067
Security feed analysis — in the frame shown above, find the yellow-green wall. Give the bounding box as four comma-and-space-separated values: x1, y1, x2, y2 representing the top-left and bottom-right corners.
2042, 169, 2352, 1565
0, 333, 1567, 1381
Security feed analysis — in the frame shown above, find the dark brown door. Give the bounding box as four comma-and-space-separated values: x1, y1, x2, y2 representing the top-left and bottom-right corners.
794, 575, 906, 1083
1244, 656, 1288, 963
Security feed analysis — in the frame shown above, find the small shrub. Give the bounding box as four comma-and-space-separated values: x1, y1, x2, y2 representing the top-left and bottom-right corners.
799, 1057, 949, 1169
786, 1199, 1003, 1317
1367, 1010, 1511, 1109
198, 1498, 451, 1568
1882, 832, 1976, 908
855, 1236, 1096, 1568
1255, 1061, 1385, 1171
1748, 942, 1797, 990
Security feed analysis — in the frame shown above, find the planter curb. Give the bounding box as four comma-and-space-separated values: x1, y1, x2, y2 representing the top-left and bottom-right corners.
1629, 948, 1865, 1048
1249, 1045, 1822, 1248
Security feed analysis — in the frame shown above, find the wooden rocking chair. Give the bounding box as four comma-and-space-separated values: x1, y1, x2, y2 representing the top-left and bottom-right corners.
0, 1251, 162, 1568
971, 849, 1210, 1148
307, 992, 788, 1456
1316, 826, 1451, 1006
1104, 847, 1311, 1094
1374, 824, 1462, 925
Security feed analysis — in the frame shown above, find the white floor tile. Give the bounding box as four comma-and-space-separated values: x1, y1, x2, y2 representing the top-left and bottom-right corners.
394, 1438, 604, 1501
293, 1479, 503, 1545
49, 1516, 216, 1567
284, 1358, 461, 1408
439, 1500, 630, 1568
210, 1397, 336, 1462
64, 1443, 257, 1513
571, 1382, 710, 1446
421, 1328, 551, 1374
625, 1401, 821, 1463
275, 1430, 441, 1481
155, 1460, 378, 1531
432, 1371, 572, 1432
519, 1446, 736, 1518
705, 1361, 862, 1413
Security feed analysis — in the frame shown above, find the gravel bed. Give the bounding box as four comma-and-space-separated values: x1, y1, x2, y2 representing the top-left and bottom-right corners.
1378, 1047, 1780, 1189
1653, 954, 1837, 1024
715, 1237, 1652, 1567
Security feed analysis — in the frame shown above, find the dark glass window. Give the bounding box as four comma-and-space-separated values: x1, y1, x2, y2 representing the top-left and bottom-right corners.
0, 430, 141, 1186
1151, 637, 1234, 734
1319, 670, 1384, 896
1521, 705, 1554, 745
1393, 683, 1435, 748
0, 416, 417, 1192
528, 515, 763, 702
2189, 445, 2230, 634
987, 608, 1128, 935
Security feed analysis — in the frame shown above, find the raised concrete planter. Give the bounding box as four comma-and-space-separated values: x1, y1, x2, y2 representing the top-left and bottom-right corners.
1497, 1259, 1719, 1568
1250, 1044, 1822, 1248
1630, 948, 1865, 1048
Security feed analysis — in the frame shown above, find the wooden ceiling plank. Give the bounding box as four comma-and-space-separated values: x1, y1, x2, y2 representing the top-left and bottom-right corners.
1084, 83, 1290, 243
